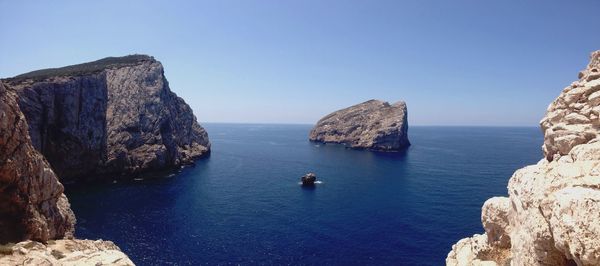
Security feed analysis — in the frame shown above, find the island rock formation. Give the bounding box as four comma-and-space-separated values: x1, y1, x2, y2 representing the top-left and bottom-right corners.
0, 81, 133, 264
447, 51, 600, 266
3, 55, 210, 182
301, 172, 317, 186
309, 100, 409, 151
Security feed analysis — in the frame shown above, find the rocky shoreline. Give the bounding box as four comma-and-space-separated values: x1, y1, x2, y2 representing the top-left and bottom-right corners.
447, 51, 600, 265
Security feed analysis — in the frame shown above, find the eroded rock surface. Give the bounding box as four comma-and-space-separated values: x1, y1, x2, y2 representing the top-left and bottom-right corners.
0, 239, 134, 265
446, 234, 511, 266
541, 50, 600, 161
481, 197, 511, 249
447, 51, 600, 266
4, 55, 210, 182
0, 81, 75, 244
309, 100, 409, 151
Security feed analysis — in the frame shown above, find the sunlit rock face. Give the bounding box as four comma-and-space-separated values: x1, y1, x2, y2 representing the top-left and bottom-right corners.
0, 81, 75, 244
309, 99, 409, 151
0, 239, 134, 265
447, 51, 600, 266
4, 55, 210, 182
541, 50, 600, 161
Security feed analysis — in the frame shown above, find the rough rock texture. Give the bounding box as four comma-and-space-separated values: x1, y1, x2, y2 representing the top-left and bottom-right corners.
0, 81, 75, 244
541, 50, 600, 161
447, 51, 600, 266
481, 197, 511, 249
0, 239, 133, 265
446, 234, 511, 266
4, 55, 210, 182
309, 100, 409, 151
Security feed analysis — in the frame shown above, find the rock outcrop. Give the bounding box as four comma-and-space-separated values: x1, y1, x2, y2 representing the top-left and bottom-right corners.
0, 239, 133, 265
301, 172, 317, 186
541, 50, 600, 161
0, 81, 75, 244
0, 80, 132, 264
309, 100, 409, 151
3, 55, 210, 182
447, 51, 600, 266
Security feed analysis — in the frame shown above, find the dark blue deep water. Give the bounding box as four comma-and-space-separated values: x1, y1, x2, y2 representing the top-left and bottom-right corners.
66, 124, 542, 265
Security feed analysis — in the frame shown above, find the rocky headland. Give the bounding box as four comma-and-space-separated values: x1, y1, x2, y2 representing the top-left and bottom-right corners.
309, 99, 410, 151
447, 51, 600, 265
3, 55, 210, 182
0, 81, 133, 264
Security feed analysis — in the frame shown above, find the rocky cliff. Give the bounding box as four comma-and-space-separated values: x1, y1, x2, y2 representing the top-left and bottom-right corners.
541, 51, 600, 161
3, 55, 210, 182
309, 100, 409, 151
447, 51, 600, 266
0, 81, 133, 264
0, 81, 75, 244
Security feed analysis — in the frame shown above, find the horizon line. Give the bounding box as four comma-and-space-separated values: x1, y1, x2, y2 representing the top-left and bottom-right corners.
199, 121, 540, 128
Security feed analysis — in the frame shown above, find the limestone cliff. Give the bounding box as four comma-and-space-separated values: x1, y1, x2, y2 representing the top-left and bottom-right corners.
3, 55, 210, 182
0, 81, 133, 264
0, 81, 75, 244
447, 51, 600, 265
309, 100, 409, 151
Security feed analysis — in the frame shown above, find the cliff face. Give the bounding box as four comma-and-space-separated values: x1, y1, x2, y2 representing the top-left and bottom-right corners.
0, 81, 75, 244
309, 100, 410, 151
0, 77, 134, 265
447, 51, 600, 266
4, 55, 210, 182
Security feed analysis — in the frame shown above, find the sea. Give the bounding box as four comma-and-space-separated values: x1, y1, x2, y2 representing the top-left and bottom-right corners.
66, 124, 543, 265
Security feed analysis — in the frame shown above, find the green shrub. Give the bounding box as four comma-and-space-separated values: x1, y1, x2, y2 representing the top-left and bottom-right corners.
8, 54, 153, 82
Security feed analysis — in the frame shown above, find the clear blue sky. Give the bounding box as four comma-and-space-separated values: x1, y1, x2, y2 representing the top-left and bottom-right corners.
1, 0, 599, 125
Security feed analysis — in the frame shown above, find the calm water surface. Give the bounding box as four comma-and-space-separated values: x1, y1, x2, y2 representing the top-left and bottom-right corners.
66, 124, 542, 265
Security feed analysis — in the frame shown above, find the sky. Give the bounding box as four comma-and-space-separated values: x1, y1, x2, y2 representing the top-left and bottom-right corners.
1, 0, 599, 126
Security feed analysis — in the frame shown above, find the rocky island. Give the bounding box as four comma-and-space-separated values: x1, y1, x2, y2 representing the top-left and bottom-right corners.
3, 55, 210, 182
301, 172, 317, 186
309, 100, 409, 151
447, 51, 600, 265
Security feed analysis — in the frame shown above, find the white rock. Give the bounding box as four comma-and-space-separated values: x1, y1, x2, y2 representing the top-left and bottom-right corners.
481, 197, 511, 248
0, 239, 135, 266
448, 50, 600, 266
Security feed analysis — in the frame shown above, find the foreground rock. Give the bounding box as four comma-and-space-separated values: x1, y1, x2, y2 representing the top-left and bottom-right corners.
0, 239, 133, 265
447, 51, 600, 265
0, 81, 75, 243
309, 100, 409, 151
3, 55, 210, 182
301, 172, 317, 186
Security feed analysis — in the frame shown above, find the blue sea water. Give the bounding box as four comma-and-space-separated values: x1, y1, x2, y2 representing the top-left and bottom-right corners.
66, 124, 543, 265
